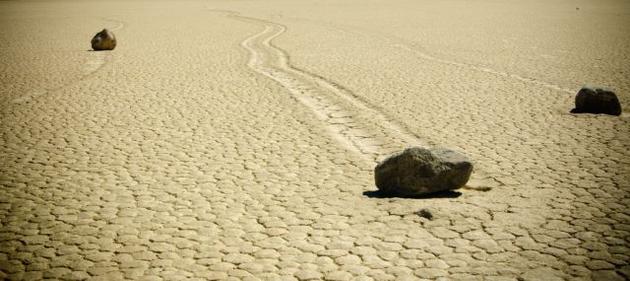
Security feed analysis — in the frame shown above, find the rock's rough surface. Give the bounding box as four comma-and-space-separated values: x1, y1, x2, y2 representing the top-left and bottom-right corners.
374, 147, 473, 196
570, 86, 622, 115
91, 29, 116, 51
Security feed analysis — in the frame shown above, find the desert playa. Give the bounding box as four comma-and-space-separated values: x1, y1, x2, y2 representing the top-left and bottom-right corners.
1, 0, 629, 280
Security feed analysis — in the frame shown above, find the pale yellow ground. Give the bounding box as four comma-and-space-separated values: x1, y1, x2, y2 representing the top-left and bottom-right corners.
1, 0, 629, 280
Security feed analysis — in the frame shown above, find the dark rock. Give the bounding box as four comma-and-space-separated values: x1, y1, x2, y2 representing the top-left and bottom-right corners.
415, 208, 433, 220
374, 147, 473, 196
91, 29, 116, 51
570, 86, 621, 115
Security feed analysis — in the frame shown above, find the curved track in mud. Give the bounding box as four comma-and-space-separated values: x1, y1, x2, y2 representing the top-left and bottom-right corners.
391, 43, 574, 94
277, 16, 575, 95
215, 10, 495, 190
237, 15, 424, 165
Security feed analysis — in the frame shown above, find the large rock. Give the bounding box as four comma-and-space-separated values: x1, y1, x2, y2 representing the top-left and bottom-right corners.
91, 29, 116, 51
570, 86, 621, 115
374, 147, 473, 196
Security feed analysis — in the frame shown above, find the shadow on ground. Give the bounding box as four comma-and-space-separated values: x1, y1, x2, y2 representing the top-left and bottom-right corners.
363, 189, 462, 199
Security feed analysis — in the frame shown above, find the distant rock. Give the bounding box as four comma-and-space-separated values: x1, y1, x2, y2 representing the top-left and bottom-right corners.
91, 29, 116, 51
570, 86, 621, 115
374, 147, 473, 196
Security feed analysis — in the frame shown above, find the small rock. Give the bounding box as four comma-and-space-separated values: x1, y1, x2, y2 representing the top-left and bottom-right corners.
415, 208, 433, 220
570, 86, 621, 115
91, 29, 116, 51
374, 147, 473, 196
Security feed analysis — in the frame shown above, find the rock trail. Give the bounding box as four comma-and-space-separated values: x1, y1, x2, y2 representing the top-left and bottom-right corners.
280, 16, 575, 95
11, 17, 125, 105
221, 10, 496, 190
231, 13, 417, 159
237, 16, 423, 165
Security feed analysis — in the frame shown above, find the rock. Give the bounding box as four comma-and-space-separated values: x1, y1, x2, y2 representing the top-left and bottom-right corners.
570, 86, 621, 115
91, 29, 116, 51
415, 208, 433, 220
374, 147, 473, 196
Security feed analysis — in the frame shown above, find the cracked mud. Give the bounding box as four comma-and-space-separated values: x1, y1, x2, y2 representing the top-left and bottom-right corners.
1, 1, 629, 280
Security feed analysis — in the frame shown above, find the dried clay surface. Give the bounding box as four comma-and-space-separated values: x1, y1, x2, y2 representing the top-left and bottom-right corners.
1, 0, 629, 280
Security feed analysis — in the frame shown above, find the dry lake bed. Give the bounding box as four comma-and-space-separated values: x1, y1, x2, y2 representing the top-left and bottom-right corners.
1, 0, 629, 280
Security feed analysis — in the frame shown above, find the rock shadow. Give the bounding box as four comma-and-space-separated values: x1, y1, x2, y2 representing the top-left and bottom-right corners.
363, 189, 462, 199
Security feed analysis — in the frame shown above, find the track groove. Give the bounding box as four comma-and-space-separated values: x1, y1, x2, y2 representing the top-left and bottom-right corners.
213, 10, 496, 190
392, 44, 574, 94
278, 16, 575, 94
231, 14, 426, 165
